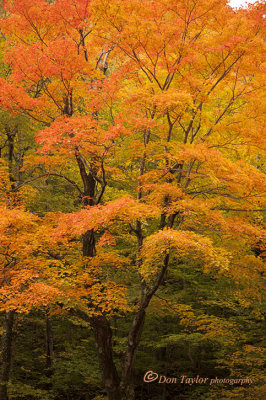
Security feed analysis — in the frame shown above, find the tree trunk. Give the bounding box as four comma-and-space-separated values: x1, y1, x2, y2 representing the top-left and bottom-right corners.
90, 316, 121, 400
0, 128, 18, 400
0, 311, 15, 400
82, 229, 96, 257
120, 254, 171, 399
121, 308, 146, 399
45, 311, 53, 375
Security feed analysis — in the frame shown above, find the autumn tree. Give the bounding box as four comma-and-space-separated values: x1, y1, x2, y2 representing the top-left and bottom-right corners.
0, 156, 64, 399
0, 1, 265, 399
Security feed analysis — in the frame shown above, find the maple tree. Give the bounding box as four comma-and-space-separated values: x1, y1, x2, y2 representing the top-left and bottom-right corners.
0, 0, 265, 399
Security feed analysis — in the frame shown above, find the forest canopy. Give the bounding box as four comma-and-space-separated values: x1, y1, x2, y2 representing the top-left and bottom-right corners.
0, 0, 265, 399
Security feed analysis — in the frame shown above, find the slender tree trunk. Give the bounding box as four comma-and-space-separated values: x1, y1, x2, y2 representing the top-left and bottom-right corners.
120, 308, 146, 400
45, 311, 53, 375
0, 128, 18, 400
6, 129, 15, 191
41, 311, 54, 391
120, 286, 152, 400
0, 311, 15, 400
120, 253, 171, 399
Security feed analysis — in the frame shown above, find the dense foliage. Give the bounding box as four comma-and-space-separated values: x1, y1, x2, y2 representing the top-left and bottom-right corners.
0, 0, 265, 399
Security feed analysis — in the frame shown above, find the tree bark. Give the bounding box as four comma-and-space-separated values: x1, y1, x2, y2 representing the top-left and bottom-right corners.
82, 229, 96, 258
120, 306, 146, 400
0, 311, 15, 400
45, 311, 53, 375
91, 316, 121, 400
0, 127, 19, 400
120, 252, 171, 399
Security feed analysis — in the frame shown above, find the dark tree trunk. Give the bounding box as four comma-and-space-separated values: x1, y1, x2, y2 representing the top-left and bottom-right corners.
120, 310, 146, 400
120, 290, 150, 400
91, 316, 121, 400
0, 311, 15, 400
84, 225, 120, 399
45, 311, 53, 375
41, 311, 54, 391
120, 254, 171, 399
6, 128, 16, 193
82, 229, 96, 257
0, 128, 18, 400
